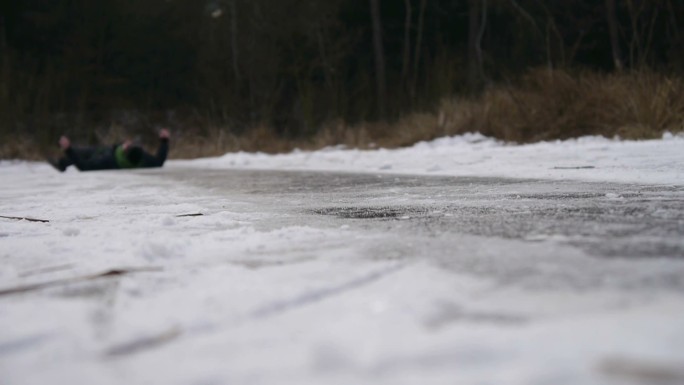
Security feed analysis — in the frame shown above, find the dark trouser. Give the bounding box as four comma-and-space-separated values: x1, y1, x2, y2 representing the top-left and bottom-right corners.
56, 146, 110, 170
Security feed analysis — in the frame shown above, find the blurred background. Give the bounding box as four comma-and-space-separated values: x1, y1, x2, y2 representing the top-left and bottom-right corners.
1, 0, 683, 158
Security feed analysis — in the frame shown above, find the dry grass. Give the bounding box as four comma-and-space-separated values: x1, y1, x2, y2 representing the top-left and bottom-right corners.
0, 136, 41, 160
302, 69, 684, 150
2, 69, 683, 160
436, 69, 684, 143
170, 124, 300, 158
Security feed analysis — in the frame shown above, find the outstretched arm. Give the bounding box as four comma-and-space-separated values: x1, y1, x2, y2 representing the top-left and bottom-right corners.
141, 129, 170, 167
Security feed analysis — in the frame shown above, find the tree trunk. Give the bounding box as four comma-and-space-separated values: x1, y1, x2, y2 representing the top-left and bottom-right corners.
370, 0, 386, 118
411, 0, 427, 100
0, 14, 5, 51
468, 0, 486, 91
0, 14, 7, 121
401, 0, 412, 86
605, 0, 623, 71
229, 0, 241, 83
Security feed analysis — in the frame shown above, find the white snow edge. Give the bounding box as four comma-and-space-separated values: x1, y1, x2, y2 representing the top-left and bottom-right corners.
174, 132, 684, 186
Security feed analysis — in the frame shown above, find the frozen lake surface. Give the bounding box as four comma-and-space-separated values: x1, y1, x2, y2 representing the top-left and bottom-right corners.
2, 134, 684, 384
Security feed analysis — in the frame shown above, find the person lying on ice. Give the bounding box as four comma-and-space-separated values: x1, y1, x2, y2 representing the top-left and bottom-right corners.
49, 128, 170, 172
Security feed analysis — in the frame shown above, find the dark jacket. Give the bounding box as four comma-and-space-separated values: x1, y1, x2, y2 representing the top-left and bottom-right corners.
65, 138, 169, 171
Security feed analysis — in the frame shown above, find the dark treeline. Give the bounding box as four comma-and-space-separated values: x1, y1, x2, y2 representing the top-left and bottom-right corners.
1, 0, 683, 147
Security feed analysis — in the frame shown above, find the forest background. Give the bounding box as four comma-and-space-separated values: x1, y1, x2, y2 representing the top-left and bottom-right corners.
1, 0, 683, 159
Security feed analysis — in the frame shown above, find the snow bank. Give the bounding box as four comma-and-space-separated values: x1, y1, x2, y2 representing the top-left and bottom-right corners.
177, 132, 684, 186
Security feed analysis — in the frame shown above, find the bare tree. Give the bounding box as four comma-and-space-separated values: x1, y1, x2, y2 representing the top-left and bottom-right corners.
401, 0, 412, 86
625, 0, 661, 68
229, 0, 241, 82
468, 0, 487, 90
411, 0, 427, 100
605, 0, 623, 70
370, 0, 387, 117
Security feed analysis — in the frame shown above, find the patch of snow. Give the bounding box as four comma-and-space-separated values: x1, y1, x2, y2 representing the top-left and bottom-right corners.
177, 133, 684, 186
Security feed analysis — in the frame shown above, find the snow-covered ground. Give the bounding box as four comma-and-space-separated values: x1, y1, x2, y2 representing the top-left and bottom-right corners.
1, 133, 684, 385
179, 132, 684, 186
